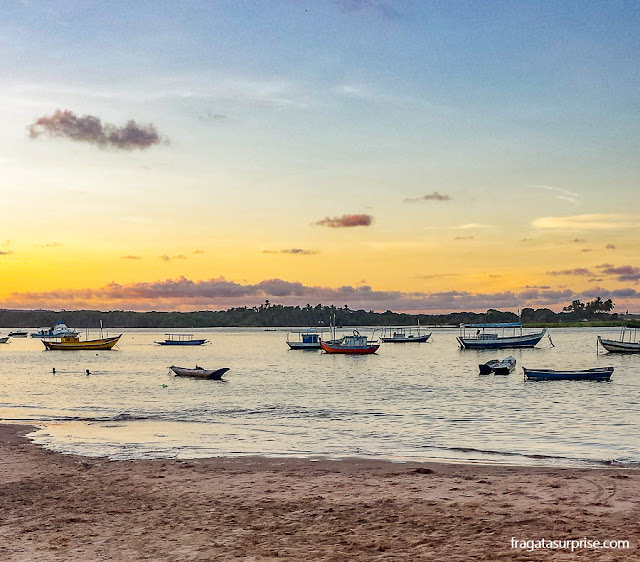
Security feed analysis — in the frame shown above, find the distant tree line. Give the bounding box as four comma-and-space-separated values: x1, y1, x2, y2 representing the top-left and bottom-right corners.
0, 297, 624, 328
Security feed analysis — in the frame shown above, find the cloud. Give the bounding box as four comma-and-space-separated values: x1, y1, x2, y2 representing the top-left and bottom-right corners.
453, 223, 491, 230
572, 238, 586, 243
159, 254, 187, 262
598, 265, 640, 283
28, 109, 164, 150
454, 236, 474, 240
314, 214, 373, 228
533, 214, 636, 230
547, 268, 594, 276
404, 192, 451, 203
581, 249, 593, 252
606, 244, 616, 250
35, 242, 63, 248
534, 185, 579, 204
263, 248, 319, 255
121, 255, 141, 260
0, 250, 14, 255
193, 250, 205, 254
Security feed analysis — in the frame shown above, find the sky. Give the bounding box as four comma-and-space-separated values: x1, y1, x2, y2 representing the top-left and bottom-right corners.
1, 0, 639, 313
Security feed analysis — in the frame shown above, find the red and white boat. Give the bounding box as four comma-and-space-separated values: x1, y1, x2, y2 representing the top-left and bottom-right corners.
320, 330, 380, 355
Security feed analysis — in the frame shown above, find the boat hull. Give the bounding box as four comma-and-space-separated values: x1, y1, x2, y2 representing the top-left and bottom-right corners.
170, 366, 229, 380
0, 337, 9, 344
381, 334, 431, 343
155, 339, 208, 346
457, 330, 546, 349
523, 367, 613, 381
42, 335, 122, 350
320, 341, 380, 354
8, 331, 28, 337
287, 342, 322, 350
598, 336, 640, 353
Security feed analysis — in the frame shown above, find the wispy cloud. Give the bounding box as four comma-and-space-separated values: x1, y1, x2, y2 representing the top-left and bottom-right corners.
606, 244, 616, 250
263, 248, 319, 255
314, 214, 373, 228
404, 192, 452, 203
452, 223, 491, 230
334, 0, 402, 19
29, 109, 165, 150
454, 236, 474, 240
534, 184, 579, 204
193, 250, 205, 254
533, 214, 636, 230
0, 250, 15, 256
121, 255, 142, 260
547, 268, 594, 276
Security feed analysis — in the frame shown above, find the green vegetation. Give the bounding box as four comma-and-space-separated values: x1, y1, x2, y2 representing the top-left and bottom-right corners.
0, 297, 636, 328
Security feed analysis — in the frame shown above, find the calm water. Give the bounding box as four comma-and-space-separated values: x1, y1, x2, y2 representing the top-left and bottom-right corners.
1, 327, 639, 466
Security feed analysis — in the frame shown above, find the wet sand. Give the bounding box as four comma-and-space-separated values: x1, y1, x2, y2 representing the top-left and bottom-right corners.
0, 424, 638, 561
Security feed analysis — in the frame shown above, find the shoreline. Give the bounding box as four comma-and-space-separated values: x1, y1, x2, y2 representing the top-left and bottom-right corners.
1, 423, 639, 560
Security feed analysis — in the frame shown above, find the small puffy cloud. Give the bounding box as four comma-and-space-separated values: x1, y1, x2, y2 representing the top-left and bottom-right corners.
29, 109, 164, 150
160, 254, 187, 262
547, 268, 594, 276
598, 265, 640, 283
314, 214, 373, 228
263, 248, 319, 255
605, 244, 616, 250
404, 192, 451, 203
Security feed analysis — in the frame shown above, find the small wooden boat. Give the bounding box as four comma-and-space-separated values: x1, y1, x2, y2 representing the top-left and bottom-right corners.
320, 330, 380, 355
598, 324, 640, 353
42, 334, 122, 350
0, 336, 10, 344
7, 330, 28, 337
170, 366, 229, 380
479, 359, 500, 375
155, 334, 209, 346
457, 323, 547, 349
286, 329, 328, 350
523, 366, 614, 381
381, 325, 431, 343
493, 356, 516, 375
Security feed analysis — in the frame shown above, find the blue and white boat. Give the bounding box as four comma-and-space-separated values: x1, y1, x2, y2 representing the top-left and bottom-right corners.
286, 329, 328, 350
457, 323, 547, 349
523, 366, 613, 381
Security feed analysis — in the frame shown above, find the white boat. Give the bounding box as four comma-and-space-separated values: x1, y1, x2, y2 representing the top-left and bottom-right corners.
381, 325, 431, 343
286, 329, 328, 350
30, 322, 79, 339
598, 325, 640, 353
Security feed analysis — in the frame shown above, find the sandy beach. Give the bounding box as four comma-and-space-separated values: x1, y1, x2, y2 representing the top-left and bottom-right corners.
0, 424, 638, 561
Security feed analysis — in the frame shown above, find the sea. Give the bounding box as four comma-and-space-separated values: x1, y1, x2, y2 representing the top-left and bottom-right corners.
1, 326, 638, 467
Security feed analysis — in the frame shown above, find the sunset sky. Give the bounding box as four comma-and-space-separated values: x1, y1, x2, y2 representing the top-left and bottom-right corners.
1, 1, 639, 313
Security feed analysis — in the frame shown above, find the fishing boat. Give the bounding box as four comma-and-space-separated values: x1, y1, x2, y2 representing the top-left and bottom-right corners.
7, 330, 28, 337
457, 323, 547, 349
154, 334, 209, 346
170, 366, 229, 380
320, 329, 380, 354
42, 334, 122, 350
286, 329, 328, 350
523, 366, 614, 381
381, 325, 431, 343
598, 324, 640, 353
0, 336, 10, 344
493, 356, 516, 375
479, 359, 500, 375
31, 322, 79, 338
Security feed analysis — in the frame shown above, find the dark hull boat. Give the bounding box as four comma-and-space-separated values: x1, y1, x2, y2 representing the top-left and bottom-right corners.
493, 356, 516, 375
523, 367, 613, 381
479, 359, 500, 375
155, 334, 209, 346
170, 366, 229, 380
457, 323, 547, 349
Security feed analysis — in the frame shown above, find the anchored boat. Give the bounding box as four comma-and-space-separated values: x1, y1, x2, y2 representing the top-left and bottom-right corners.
320, 330, 380, 354
42, 334, 122, 350
598, 324, 640, 353
381, 325, 431, 343
170, 366, 229, 380
286, 329, 328, 350
154, 334, 209, 346
457, 323, 547, 349
523, 366, 614, 381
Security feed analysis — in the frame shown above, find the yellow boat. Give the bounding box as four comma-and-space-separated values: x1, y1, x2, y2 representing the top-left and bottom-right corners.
42, 334, 122, 351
